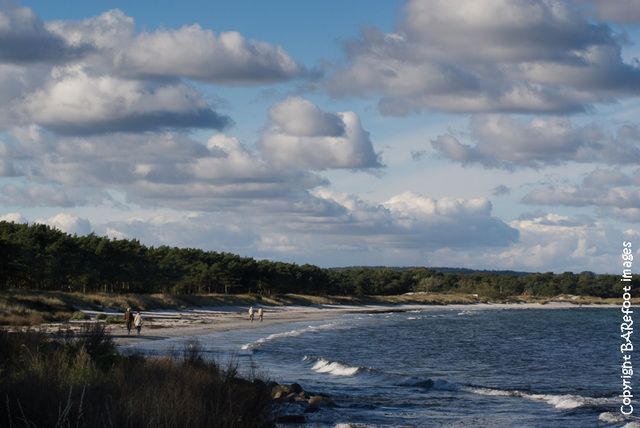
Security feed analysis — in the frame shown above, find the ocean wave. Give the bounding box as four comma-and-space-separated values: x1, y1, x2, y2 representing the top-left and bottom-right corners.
334, 424, 378, 428
241, 320, 343, 350
305, 356, 363, 376
463, 386, 617, 410
598, 412, 639, 425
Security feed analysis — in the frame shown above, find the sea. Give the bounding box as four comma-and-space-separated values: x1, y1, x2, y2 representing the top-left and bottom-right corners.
122, 305, 639, 427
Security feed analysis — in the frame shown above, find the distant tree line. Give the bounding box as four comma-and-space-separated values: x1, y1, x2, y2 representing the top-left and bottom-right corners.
0, 221, 634, 298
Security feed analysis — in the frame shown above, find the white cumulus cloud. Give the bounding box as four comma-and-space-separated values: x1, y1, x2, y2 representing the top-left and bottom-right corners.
328, 0, 640, 115
259, 97, 382, 170
41, 213, 92, 235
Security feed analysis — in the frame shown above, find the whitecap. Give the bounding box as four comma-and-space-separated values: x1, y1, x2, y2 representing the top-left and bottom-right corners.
464, 386, 617, 410
334, 424, 377, 428
241, 320, 342, 350
527, 393, 617, 410
599, 412, 637, 424
311, 358, 361, 376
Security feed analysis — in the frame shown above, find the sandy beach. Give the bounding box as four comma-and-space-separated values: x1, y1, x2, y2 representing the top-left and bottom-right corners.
84, 301, 611, 347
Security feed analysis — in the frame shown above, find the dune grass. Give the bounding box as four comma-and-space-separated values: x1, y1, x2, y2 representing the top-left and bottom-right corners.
0, 324, 275, 428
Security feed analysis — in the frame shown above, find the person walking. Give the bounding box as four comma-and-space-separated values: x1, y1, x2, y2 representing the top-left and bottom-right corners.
258, 307, 263, 322
249, 306, 254, 322
124, 308, 134, 334
134, 311, 143, 334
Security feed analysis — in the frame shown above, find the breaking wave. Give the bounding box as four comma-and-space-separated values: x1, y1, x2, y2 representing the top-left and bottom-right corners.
305, 356, 364, 376
462, 386, 617, 410
241, 320, 344, 351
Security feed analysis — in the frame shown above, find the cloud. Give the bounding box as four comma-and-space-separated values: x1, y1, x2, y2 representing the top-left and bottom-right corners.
431, 115, 640, 169
575, 0, 640, 24
0, 183, 110, 208
492, 185, 511, 196
521, 168, 640, 222
0, 1, 90, 64
41, 213, 92, 235
78, 190, 520, 265
523, 185, 640, 209
259, 97, 383, 170
491, 211, 625, 273
310, 190, 519, 248
119, 26, 308, 85
0, 5, 312, 136
327, 0, 640, 115
7, 128, 330, 210
97, 212, 260, 252
17, 65, 232, 135
267, 97, 345, 137
46, 9, 308, 85
0, 212, 26, 223
582, 168, 634, 187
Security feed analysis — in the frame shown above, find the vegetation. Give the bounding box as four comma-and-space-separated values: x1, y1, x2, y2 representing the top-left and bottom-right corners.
0, 221, 637, 301
0, 325, 275, 427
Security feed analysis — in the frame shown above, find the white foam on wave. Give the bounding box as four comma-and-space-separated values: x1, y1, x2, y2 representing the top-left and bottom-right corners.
334, 424, 378, 428
309, 357, 361, 376
599, 412, 638, 425
464, 386, 616, 410
241, 321, 341, 350
334, 424, 377, 428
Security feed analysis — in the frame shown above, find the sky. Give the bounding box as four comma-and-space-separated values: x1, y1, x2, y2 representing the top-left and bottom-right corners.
1, 0, 640, 274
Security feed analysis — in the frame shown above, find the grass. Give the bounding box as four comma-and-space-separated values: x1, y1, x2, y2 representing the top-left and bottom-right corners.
0, 325, 275, 427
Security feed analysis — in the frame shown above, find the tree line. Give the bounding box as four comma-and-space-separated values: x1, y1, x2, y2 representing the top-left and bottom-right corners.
0, 221, 633, 298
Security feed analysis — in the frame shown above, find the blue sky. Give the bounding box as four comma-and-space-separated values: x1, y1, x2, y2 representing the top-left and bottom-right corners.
2, 0, 640, 273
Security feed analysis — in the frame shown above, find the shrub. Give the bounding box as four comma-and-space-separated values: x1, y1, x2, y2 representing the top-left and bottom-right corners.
95, 313, 107, 320
0, 329, 276, 427
70, 311, 90, 320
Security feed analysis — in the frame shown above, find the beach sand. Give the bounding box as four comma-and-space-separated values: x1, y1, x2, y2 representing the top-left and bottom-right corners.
87, 301, 605, 347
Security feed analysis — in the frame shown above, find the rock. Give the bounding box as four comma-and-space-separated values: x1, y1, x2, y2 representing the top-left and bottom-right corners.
271, 384, 293, 400
290, 383, 303, 394
308, 396, 325, 405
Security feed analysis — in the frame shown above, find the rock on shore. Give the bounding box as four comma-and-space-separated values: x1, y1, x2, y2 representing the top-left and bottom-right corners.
267, 381, 334, 424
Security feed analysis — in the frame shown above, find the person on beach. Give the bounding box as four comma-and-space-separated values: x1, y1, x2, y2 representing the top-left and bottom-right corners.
124, 308, 134, 334
258, 307, 263, 322
249, 306, 254, 322
134, 311, 143, 334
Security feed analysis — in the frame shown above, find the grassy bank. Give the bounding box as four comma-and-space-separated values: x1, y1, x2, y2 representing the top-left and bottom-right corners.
0, 324, 275, 427
0, 289, 633, 327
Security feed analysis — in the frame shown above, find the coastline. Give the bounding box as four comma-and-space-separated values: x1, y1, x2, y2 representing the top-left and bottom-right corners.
98, 301, 618, 347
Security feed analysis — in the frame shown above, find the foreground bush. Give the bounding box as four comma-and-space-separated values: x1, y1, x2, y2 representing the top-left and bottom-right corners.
0, 325, 274, 427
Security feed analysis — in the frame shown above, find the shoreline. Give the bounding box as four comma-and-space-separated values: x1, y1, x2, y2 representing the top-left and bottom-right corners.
98, 301, 619, 347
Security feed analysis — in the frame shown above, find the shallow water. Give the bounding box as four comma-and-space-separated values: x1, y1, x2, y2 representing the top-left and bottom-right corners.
124, 307, 638, 427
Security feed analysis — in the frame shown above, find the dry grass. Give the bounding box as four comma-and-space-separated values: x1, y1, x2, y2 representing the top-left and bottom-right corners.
0, 326, 275, 428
